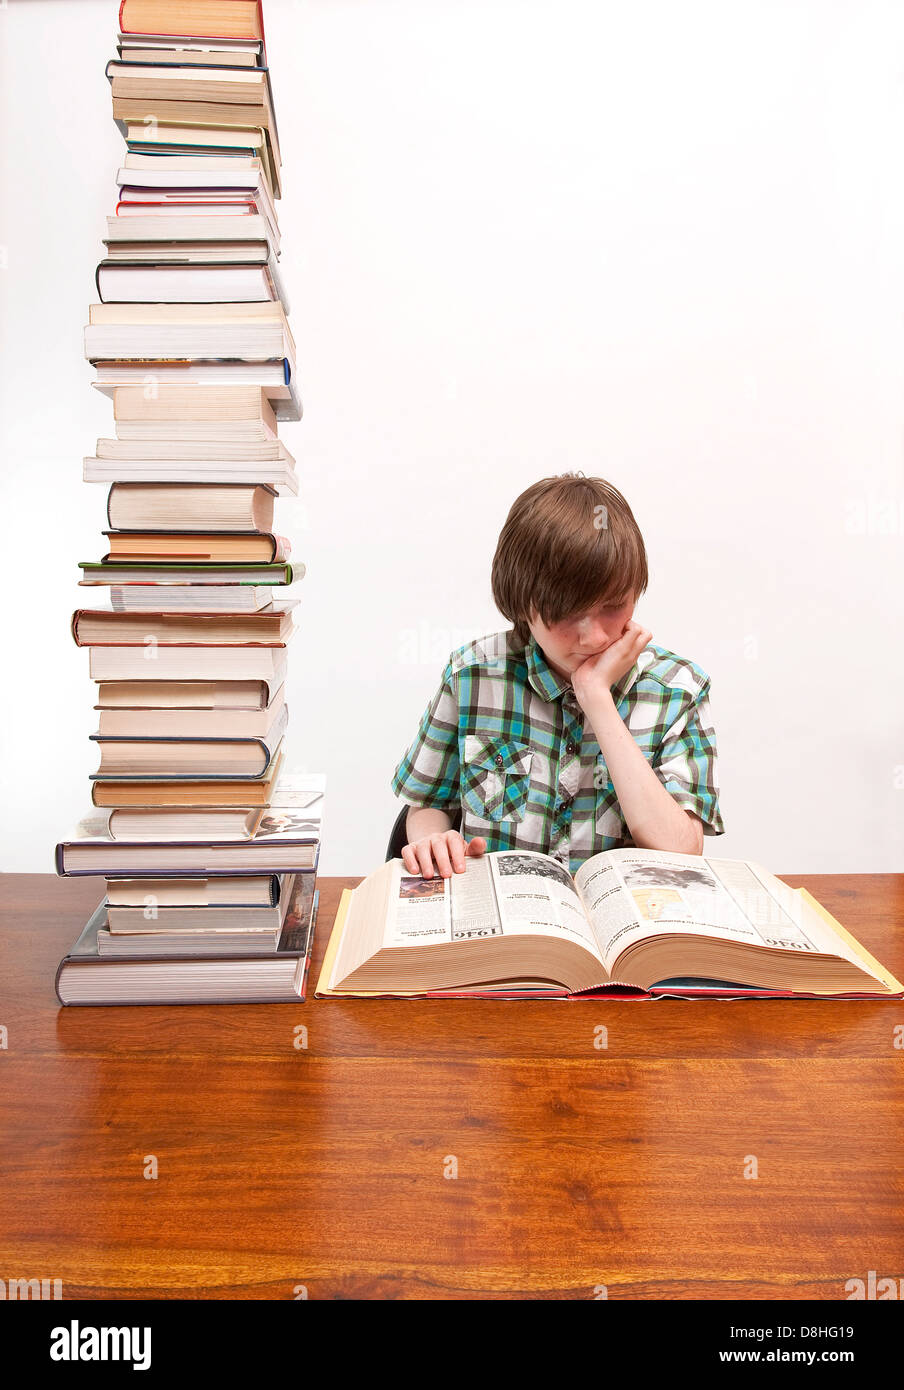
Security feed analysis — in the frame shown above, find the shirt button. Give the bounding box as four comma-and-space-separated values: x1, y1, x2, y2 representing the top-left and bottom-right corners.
565, 741, 576, 755
494, 754, 504, 767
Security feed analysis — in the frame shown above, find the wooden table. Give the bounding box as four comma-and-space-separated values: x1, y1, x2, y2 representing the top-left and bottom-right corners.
1, 872, 902, 1300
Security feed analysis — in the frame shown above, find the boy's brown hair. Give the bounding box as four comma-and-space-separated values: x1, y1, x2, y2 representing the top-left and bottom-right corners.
491, 473, 649, 648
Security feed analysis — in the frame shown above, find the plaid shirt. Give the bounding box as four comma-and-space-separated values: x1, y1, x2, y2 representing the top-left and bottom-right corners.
390, 628, 725, 873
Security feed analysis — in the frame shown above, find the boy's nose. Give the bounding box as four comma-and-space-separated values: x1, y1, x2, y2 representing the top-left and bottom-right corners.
575, 617, 609, 646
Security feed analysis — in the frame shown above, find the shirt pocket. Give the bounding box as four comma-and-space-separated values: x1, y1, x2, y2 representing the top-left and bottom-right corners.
461, 733, 533, 823
594, 753, 626, 841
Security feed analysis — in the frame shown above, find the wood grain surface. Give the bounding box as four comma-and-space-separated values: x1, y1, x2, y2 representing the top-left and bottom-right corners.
1, 872, 902, 1300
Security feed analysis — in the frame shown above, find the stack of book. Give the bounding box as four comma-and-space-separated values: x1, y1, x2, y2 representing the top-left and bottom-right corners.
55, 0, 325, 1005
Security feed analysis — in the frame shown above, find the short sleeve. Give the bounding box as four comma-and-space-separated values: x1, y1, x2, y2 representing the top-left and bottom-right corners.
653, 685, 725, 836
390, 660, 461, 811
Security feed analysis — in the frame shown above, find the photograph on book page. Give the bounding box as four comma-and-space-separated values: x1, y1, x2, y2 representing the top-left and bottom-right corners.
574, 850, 846, 975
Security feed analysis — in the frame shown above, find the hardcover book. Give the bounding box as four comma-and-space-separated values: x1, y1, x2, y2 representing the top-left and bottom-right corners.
56, 880, 319, 1006
316, 848, 904, 1001
57, 773, 324, 876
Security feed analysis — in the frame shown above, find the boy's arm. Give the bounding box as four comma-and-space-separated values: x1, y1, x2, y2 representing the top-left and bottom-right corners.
391, 658, 478, 875
589, 694, 705, 853
390, 657, 461, 811
406, 805, 454, 841
572, 622, 721, 855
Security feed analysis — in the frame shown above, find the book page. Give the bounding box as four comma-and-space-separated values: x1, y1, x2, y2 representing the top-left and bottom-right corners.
574, 849, 838, 974
485, 851, 604, 960
381, 851, 603, 962
328, 859, 504, 989
382, 861, 455, 946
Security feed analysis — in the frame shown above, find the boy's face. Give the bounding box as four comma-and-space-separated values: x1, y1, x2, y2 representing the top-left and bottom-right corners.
528, 592, 636, 683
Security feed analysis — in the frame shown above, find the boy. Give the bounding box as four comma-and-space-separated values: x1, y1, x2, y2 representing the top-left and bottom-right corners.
391, 473, 725, 878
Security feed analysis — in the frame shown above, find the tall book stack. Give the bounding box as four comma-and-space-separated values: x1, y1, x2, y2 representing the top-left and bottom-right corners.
54, 0, 325, 1005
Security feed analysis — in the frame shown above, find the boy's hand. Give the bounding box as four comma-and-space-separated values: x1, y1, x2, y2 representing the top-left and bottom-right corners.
401, 830, 487, 879
571, 620, 652, 712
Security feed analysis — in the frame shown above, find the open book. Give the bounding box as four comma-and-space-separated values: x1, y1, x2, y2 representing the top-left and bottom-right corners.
316, 848, 904, 1000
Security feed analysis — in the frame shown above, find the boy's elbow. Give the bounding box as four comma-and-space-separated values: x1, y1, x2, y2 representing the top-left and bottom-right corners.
631, 809, 704, 855
684, 812, 705, 855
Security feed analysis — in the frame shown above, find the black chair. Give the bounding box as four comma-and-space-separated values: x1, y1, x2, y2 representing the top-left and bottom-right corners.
386, 805, 462, 861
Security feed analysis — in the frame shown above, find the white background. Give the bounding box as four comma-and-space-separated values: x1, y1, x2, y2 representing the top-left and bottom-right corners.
1, 0, 902, 875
